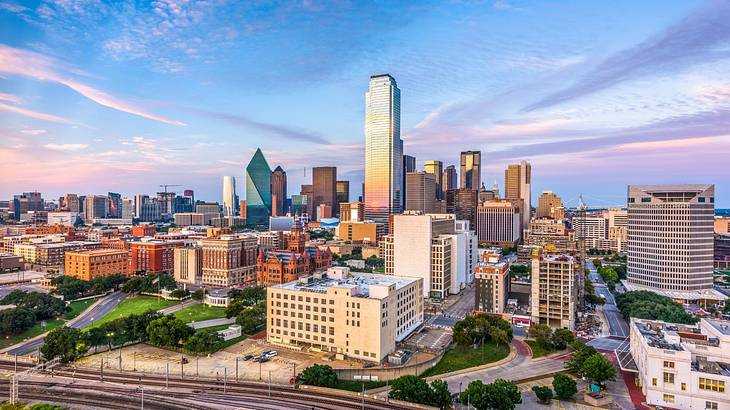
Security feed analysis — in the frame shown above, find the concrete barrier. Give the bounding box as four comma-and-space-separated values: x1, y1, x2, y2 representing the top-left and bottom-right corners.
334, 351, 444, 382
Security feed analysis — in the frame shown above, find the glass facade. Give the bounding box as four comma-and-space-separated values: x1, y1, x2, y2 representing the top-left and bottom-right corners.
222, 175, 237, 216
424, 160, 444, 200
364, 74, 403, 226
246, 148, 272, 225
460, 151, 481, 190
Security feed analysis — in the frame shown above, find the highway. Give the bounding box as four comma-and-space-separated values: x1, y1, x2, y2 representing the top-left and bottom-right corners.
3, 291, 128, 356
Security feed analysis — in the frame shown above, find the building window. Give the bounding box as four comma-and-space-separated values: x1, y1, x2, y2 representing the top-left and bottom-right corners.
699, 378, 725, 392
663, 361, 674, 368
663, 394, 674, 403
663, 372, 674, 384
652, 378, 657, 386
706, 401, 718, 410
681, 383, 686, 391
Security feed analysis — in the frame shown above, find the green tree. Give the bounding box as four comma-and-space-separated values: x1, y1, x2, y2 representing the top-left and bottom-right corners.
565, 341, 598, 375
461, 379, 521, 410
184, 330, 224, 354
297, 364, 338, 388
1, 290, 67, 319
191, 289, 206, 301
169, 288, 189, 299
83, 326, 109, 352
228, 286, 266, 306
552, 373, 577, 400
235, 302, 266, 334
551, 328, 575, 350
528, 324, 553, 349
532, 386, 553, 404
616, 291, 698, 324
430, 379, 452, 410
41, 326, 88, 362
581, 354, 617, 388
389, 375, 433, 406
146, 315, 194, 348
452, 313, 513, 347
0, 307, 36, 335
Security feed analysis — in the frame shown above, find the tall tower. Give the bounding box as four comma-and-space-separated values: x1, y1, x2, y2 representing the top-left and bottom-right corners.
424, 160, 444, 200
222, 176, 237, 217
443, 165, 457, 192
271, 166, 287, 217
312, 167, 337, 220
364, 74, 403, 226
245, 148, 272, 225
402, 155, 416, 208
504, 160, 532, 231
460, 151, 481, 190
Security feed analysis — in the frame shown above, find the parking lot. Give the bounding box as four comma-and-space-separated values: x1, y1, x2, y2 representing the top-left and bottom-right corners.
403, 327, 452, 351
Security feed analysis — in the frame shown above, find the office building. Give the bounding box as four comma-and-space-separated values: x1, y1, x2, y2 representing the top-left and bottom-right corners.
312, 167, 337, 220
107, 192, 121, 218
10, 192, 43, 220
173, 247, 202, 285
364, 74, 403, 225
84, 195, 108, 221
223, 175, 237, 217
131, 224, 156, 238
424, 160, 444, 200
716, 218, 730, 234
121, 198, 134, 220
504, 161, 532, 231
402, 155, 416, 207
65, 249, 131, 281
129, 240, 184, 274
476, 199, 521, 246
460, 151, 481, 190
715, 234, 730, 270
201, 235, 258, 286
0, 254, 22, 272
271, 166, 288, 217
336, 181, 349, 215
474, 251, 510, 314
443, 165, 457, 192
336, 221, 378, 244
405, 172, 437, 214
61, 194, 80, 213
270, 216, 295, 232
573, 215, 607, 241
134, 194, 148, 218
173, 212, 206, 226
530, 251, 578, 330
316, 204, 332, 220
446, 188, 478, 229
246, 148, 273, 225
256, 247, 332, 286
290, 195, 308, 217
525, 218, 576, 251
626, 185, 715, 294
625, 318, 730, 410
47, 211, 81, 227
339, 202, 365, 222
156, 192, 176, 215
266, 267, 424, 362
478, 182, 499, 203
536, 191, 564, 220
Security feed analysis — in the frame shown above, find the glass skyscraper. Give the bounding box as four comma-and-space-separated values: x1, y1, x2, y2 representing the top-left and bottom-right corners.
364, 74, 403, 226
222, 175, 237, 216
246, 148, 272, 225
460, 151, 481, 190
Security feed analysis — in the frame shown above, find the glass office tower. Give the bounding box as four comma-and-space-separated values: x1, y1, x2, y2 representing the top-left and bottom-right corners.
245, 148, 272, 225
364, 74, 403, 226
222, 176, 237, 216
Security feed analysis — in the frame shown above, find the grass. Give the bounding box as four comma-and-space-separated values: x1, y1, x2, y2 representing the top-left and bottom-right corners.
421, 341, 510, 377
526, 340, 559, 358
0, 319, 64, 349
86, 295, 178, 329
334, 380, 387, 392
64, 297, 100, 320
173, 303, 227, 324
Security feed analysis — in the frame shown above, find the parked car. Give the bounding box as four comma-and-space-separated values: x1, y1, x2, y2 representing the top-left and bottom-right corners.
243, 354, 254, 361
264, 351, 277, 358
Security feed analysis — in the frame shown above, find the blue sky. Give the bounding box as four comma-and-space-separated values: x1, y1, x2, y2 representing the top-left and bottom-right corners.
1, 0, 729, 208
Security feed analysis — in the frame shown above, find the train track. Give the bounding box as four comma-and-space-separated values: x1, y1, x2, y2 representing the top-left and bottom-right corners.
0, 360, 416, 410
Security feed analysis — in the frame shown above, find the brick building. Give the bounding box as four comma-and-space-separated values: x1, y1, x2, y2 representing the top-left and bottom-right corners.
131, 224, 156, 238
200, 235, 258, 286
129, 240, 184, 274
65, 249, 131, 281
256, 247, 332, 286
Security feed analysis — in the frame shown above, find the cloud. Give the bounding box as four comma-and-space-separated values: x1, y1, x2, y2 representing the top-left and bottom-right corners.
0, 2, 27, 13
0, 44, 186, 126
0, 102, 77, 124
0, 92, 21, 103
43, 143, 88, 151
524, 1, 730, 111
493, 1, 513, 10
20, 129, 47, 135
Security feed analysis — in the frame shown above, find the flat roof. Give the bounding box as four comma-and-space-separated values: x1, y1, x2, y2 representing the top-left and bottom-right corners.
622, 281, 728, 301
272, 271, 417, 298
707, 319, 730, 336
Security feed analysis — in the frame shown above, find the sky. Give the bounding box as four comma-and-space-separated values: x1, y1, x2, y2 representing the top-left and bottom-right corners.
0, 0, 729, 208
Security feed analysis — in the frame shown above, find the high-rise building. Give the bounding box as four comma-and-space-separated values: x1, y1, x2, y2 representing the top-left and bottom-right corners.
312, 167, 337, 220
476, 200, 521, 246
290, 195, 308, 217
183, 189, 195, 204
271, 166, 287, 217
107, 192, 121, 218
121, 198, 134, 220
201, 235, 258, 286
336, 180, 349, 215
84, 195, 108, 221
134, 194, 148, 218
424, 160, 444, 200
222, 175, 237, 217
443, 165, 457, 192
504, 160, 532, 231
173, 247, 202, 285
156, 192, 176, 216
536, 191, 564, 220
402, 155, 416, 206
10, 192, 43, 220
300, 184, 314, 217
405, 172, 436, 214
474, 251, 510, 314
446, 188, 478, 229
626, 185, 715, 293
246, 148, 272, 225
530, 251, 578, 330
364, 74, 403, 225
62, 194, 80, 213
460, 151, 481, 190
340, 202, 365, 222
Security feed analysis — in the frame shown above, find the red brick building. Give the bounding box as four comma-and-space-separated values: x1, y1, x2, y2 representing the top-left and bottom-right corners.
129, 240, 183, 274
256, 247, 332, 286
131, 224, 156, 238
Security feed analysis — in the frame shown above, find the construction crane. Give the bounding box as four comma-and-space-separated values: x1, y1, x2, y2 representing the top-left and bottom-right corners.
159, 184, 182, 194
577, 194, 587, 310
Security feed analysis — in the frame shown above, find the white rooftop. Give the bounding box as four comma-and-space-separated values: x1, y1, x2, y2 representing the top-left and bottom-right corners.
272, 267, 418, 299
622, 280, 728, 301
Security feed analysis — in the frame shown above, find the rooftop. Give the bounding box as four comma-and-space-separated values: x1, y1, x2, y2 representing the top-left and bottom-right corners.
272, 269, 417, 299
69, 248, 128, 256
622, 281, 728, 301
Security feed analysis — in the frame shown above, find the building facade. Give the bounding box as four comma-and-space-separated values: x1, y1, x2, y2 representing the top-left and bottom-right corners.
336, 221, 378, 244
460, 151, 481, 190
339, 202, 365, 222
130, 240, 184, 274
173, 247, 202, 285
223, 175, 237, 217
312, 167, 337, 220
536, 191, 564, 220
246, 148, 273, 225
530, 251, 578, 330
474, 252, 510, 314
504, 161, 532, 232
402, 155, 416, 208
335, 180, 349, 216
405, 172, 437, 214
424, 160, 444, 200
271, 166, 288, 217
200, 235, 258, 286
65, 249, 131, 281
476, 200, 521, 246
256, 248, 332, 286
446, 188, 478, 230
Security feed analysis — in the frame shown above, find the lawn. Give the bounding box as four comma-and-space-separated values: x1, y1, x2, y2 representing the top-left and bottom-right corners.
0, 319, 64, 349
525, 340, 560, 358
86, 296, 178, 329
173, 303, 227, 324
64, 297, 100, 320
421, 341, 510, 377
334, 380, 387, 392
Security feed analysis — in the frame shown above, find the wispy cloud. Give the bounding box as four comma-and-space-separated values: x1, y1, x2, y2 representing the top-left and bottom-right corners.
0, 92, 21, 103
0, 102, 77, 124
0, 44, 186, 126
43, 143, 88, 151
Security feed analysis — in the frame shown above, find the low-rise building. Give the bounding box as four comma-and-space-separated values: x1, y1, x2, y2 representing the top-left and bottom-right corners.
204, 288, 231, 307
335, 221, 378, 244
0, 253, 22, 272
266, 267, 423, 362
256, 248, 332, 286
65, 248, 131, 281
130, 239, 184, 274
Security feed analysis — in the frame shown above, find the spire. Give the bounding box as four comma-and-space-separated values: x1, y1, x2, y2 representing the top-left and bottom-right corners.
258, 249, 266, 261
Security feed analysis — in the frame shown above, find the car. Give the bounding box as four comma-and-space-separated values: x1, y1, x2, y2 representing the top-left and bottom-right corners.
243, 354, 254, 361
263, 351, 277, 358
258, 357, 270, 363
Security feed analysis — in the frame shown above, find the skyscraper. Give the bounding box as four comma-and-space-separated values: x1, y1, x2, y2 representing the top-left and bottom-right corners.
364, 74, 403, 226
536, 190, 564, 220
626, 184, 715, 293
460, 151, 481, 190
312, 167, 337, 220
134, 194, 148, 219
336, 180, 350, 215
62, 193, 80, 213
107, 192, 121, 218
246, 148, 272, 225
504, 160, 532, 231
84, 195, 108, 221
443, 165, 457, 192
271, 166, 287, 217
402, 155, 416, 207
446, 189, 478, 229
424, 160, 444, 200
222, 175, 237, 217
405, 172, 437, 214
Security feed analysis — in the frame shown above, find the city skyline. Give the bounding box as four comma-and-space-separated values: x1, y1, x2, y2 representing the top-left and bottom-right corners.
1, 1, 729, 207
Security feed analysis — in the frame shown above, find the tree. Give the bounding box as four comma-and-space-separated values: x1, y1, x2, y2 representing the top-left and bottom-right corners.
389, 376, 433, 406
565, 341, 598, 375
490, 327, 509, 347
235, 302, 266, 334
83, 327, 109, 352
615, 291, 698, 324
551, 328, 575, 350
552, 373, 577, 400
581, 354, 617, 388
184, 330, 224, 354
0, 307, 36, 335
461, 379, 521, 410
297, 364, 338, 388
191, 289, 206, 301
430, 379, 452, 410
41, 326, 88, 362
169, 289, 189, 299
532, 386, 553, 404
228, 286, 266, 306
146, 315, 194, 348
452, 313, 513, 347
1, 290, 67, 319
528, 324, 553, 349
509, 264, 529, 276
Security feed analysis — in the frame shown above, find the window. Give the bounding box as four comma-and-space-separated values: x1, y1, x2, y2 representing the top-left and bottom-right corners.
652, 378, 657, 386
706, 401, 718, 410
681, 383, 686, 391
663, 372, 675, 384
663, 361, 674, 368
699, 378, 725, 392
641, 197, 651, 203
663, 394, 674, 403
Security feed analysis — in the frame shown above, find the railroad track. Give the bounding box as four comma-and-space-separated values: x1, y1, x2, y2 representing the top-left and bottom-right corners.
0, 360, 416, 410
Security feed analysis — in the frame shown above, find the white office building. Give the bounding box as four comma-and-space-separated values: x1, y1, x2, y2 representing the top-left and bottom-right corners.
222, 175, 237, 217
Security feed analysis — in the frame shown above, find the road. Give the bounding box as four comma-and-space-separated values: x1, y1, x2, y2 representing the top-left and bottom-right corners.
426, 285, 475, 328
3, 291, 128, 356
587, 260, 630, 353
159, 298, 200, 314
190, 317, 236, 329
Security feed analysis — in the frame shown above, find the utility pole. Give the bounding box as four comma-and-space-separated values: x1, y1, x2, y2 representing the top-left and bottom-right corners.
180, 354, 184, 379
268, 370, 272, 398
224, 368, 227, 393
100, 358, 104, 382
166, 362, 169, 389
235, 357, 239, 381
